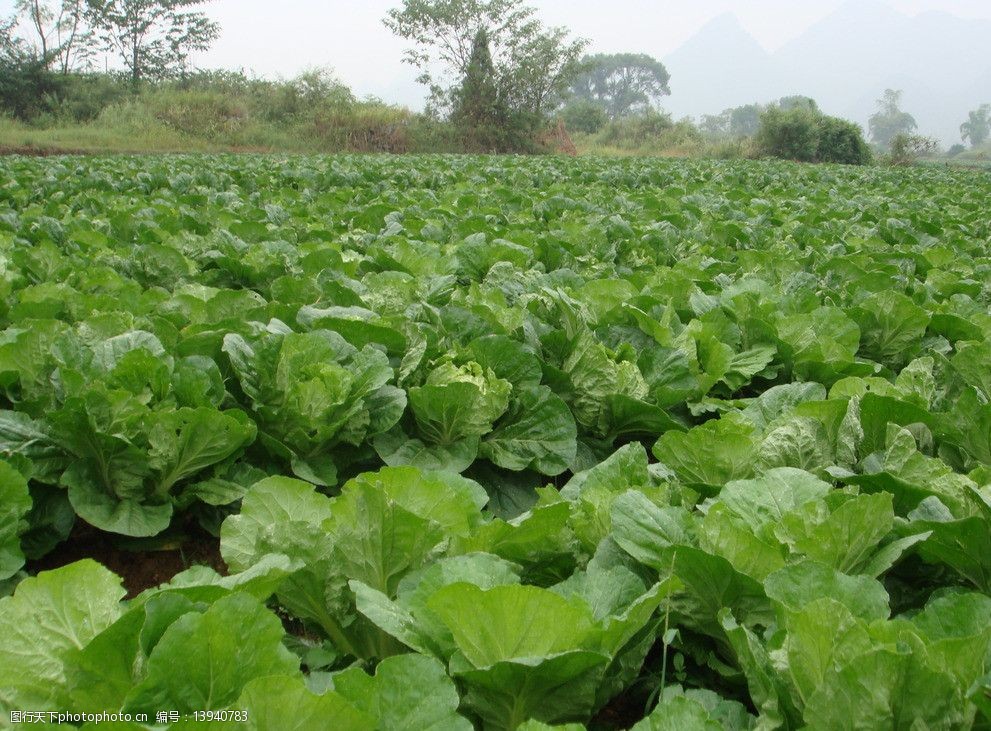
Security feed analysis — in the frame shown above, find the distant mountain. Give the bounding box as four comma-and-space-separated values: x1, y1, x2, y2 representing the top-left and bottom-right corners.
662, 0, 991, 145
663, 14, 772, 121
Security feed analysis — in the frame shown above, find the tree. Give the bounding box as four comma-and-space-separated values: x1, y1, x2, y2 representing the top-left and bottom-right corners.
778, 95, 818, 112
84, 0, 220, 88
567, 53, 670, 120
15, 0, 93, 74
1, 14, 65, 118
960, 104, 990, 148
699, 111, 729, 138
384, 0, 586, 119
868, 89, 917, 150
450, 28, 511, 150
729, 103, 761, 137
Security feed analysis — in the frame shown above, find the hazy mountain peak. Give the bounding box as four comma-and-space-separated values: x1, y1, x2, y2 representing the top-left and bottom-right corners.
666, 12, 768, 62
661, 0, 991, 145
696, 12, 749, 35
663, 13, 772, 117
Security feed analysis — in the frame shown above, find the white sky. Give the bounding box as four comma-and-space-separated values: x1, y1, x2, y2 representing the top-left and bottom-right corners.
3, 0, 990, 106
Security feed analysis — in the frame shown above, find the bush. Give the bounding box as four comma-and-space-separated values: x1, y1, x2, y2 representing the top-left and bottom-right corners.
142, 89, 249, 140
560, 99, 608, 134
0, 56, 65, 121
817, 116, 872, 165
309, 103, 412, 153
757, 106, 871, 165
703, 137, 757, 160
576, 113, 702, 156
887, 134, 940, 166
50, 74, 131, 123
596, 110, 674, 147
406, 116, 462, 153
756, 106, 820, 162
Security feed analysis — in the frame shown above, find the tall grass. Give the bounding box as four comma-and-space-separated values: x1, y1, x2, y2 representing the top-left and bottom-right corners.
0, 70, 437, 154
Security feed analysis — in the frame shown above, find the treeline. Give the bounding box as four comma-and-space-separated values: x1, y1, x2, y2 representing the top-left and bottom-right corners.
0, 0, 449, 153
5, 0, 983, 162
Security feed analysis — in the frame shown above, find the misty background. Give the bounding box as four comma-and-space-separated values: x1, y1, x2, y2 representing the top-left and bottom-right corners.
191, 0, 991, 145
3, 0, 989, 145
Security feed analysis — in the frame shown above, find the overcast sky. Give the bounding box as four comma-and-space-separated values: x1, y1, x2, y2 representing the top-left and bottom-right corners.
4, 0, 990, 106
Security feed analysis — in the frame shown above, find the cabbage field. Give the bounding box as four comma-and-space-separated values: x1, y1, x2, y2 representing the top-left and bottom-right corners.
0, 154, 990, 730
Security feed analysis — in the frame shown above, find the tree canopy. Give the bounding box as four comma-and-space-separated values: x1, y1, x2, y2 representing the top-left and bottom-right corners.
868, 89, 917, 150
384, 0, 586, 118
84, 0, 220, 86
14, 0, 92, 74
960, 104, 990, 148
450, 28, 513, 150
567, 53, 670, 120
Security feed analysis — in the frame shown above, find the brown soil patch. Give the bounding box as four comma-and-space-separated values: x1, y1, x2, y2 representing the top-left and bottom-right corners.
0, 144, 92, 157
27, 521, 227, 599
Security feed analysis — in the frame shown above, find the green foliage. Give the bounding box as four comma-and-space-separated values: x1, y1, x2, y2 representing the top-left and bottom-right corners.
728, 104, 761, 137
14, 0, 94, 74
0, 154, 989, 728
817, 115, 872, 165
756, 105, 821, 162
869, 88, 918, 150
886, 133, 940, 166
757, 105, 871, 165
560, 97, 608, 134
778, 95, 818, 112
0, 19, 67, 120
591, 111, 702, 155
450, 29, 521, 152
703, 98, 817, 142
84, 0, 220, 86
385, 0, 587, 141
567, 52, 670, 120
961, 103, 990, 148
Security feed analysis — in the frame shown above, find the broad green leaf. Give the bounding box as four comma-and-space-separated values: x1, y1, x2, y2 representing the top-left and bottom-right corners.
0, 460, 31, 579
653, 417, 756, 492
775, 493, 896, 574
803, 647, 965, 730
220, 476, 333, 572
428, 583, 598, 667
480, 385, 577, 475
124, 593, 299, 714
0, 561, 125, 715
719, 610, 801, 729
235, 675, 375, 731
764, 561, 889, 621
562, 443, 651, 554
630, 695, 723, 731
851, 291, 930, 369
780, 599, 874, 709
333, 653, 472, 731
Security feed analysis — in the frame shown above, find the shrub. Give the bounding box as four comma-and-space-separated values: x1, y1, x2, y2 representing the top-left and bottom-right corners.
704, 137, 757, 160
756, 106, 821, 162
143, 89, 249, 140
50, 74, 131, 123
887, 134, 940, 166
817, 116, 872, 165
560, 99, 608, 134
757, 106, 871, 165
596, 110, 674, 147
